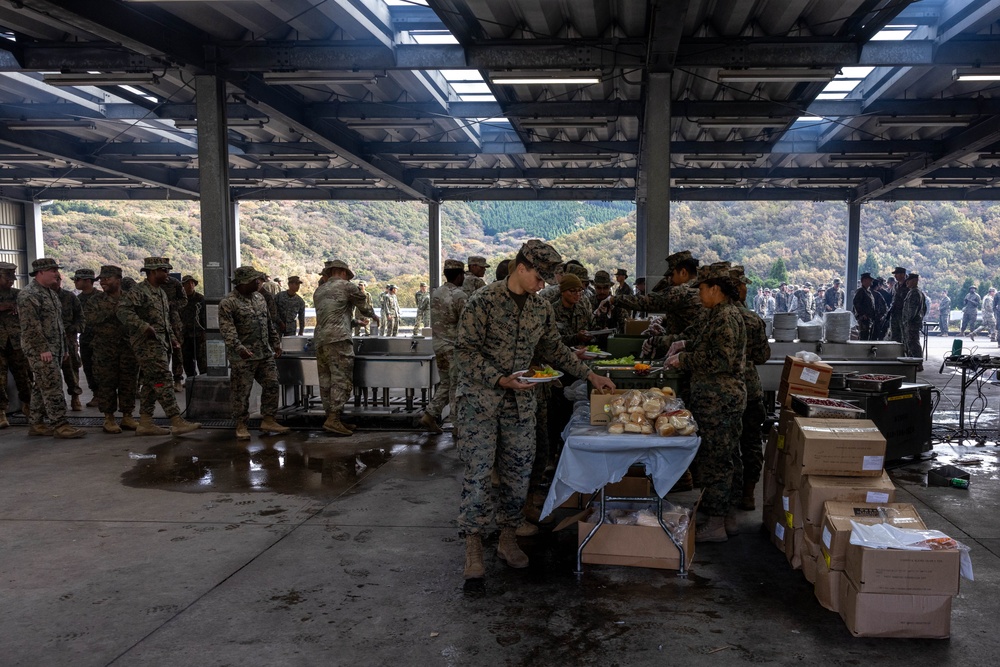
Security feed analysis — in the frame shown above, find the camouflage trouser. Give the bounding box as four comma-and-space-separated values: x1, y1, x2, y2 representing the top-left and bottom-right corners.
381, 315, 398, 337
413, 309, 429, 332
528, 383, 551, 495
182, 334, 207, 377
425, 350, 454, 419
939, 312, 950, 335
739, 395, 767, 488
62, 333, 81, 396
230, 356, 280, 420
961, 311, 977, 334
171, 342, 184, 382
80, 332, 96, 393
316, 340, 354, 415
889, 313, 903, 343
133, 339, 181, 418
0, 341, 31, 411
984, 312, 996, 339
858, 319, 874, 341
903, 320, 923, 358
93, 341, 138, 415
689, 390, 745, 517
27, 354, 66, 426
456, 391, 534, 535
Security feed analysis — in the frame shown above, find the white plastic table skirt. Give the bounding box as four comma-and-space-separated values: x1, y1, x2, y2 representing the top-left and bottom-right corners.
540, 403, 701, 520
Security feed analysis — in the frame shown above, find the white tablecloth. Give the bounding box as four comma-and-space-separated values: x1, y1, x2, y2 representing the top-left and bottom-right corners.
540, 404, 701, 519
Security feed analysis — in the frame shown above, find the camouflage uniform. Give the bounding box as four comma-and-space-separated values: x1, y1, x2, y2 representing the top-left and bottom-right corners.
675, 299, 747, 517
162, 277, 187, 384
617, 280, 703, 352
85, 290, 138, 415
736, 302, 770, 491
275, 289, 306, 336
794, 288, 814, 322
0, 283, 31, 413
379, 290, 400, 336
889, 281, 909, 343
454, 268, 594, 537
76, 289, 99, 395
180, 289, 207, 376
18, 280, 67, 426
413, 289, 431, 331
461, 274, 487, 295
553, 296, 593, 347
425, 280, 467, 421
314, 276, 377, 417
902, 282, 927, 358
219, 287, 281, 421
352, 289, 374, 336
58, 288, 83, 397
117, 278, 183, 419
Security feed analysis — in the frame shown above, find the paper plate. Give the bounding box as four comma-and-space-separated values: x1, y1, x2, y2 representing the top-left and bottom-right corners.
516, 370, 564, 383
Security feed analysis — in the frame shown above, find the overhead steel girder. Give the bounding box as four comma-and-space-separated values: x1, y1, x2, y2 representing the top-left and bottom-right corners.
306, 100, 641, 120
21, 0, 435, 201
406, 167, 634, 179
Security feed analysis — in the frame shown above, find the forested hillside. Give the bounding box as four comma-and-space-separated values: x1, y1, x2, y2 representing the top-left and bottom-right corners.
40, 198, 1000, 307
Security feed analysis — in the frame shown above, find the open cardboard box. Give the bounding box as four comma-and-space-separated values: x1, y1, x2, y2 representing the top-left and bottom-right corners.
845, 543, 961, 596
820, 501, 924, 571
839, 576, 952, 639
781, 355, 833, 389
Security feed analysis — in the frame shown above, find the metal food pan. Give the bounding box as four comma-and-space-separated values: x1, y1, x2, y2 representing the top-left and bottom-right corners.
846, 374, 905, 393
791, 395, 864, 419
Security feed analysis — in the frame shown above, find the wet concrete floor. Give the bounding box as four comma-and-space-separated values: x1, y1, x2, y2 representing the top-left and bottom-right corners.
2, 335, 999, 665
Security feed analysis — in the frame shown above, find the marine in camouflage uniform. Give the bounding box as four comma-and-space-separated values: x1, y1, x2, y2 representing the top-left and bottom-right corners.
552, 274, 593, 346
180, 275, 207, 376
730, 266, 770, 511
0, 262, 31, 425
888, 267, 909, 342
413, 283, 431, 333
73, 268, 99, 404
461, 255, 489, 295
379, 286, 400, 336
18, 258, 83, 438
667, 262, 746, 539
420, 261, 467, 432
219, 266, 289, 439
85, 265, 139, 432
590, 271, 627, 333
162, 275, 187, 389
313, 259, 378, 435
902, 274, 927, 359
275, 276, 306, 337
117, 257, 200, 436
852, 273, 879, 341
454, 240, 615, 579
58, 286, 83, 407
352, 281, 374, 336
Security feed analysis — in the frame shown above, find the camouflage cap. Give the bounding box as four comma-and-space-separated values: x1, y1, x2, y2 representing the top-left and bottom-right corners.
694, 261, 734, 286
29, 257, 61, 276
729, 264, 751, 285
73, 268, 95, 281
181, 274, 198, 285
444, 259, 464, 271
593, 270, 612, 286
0, 261, 16, 272
615, 268, 628, 277
287, 275, 302, 284
519, 239, 562, 285
419, 282, 427, 287
232, 265, 264, 286
468, 255, 489, 268
99, 265, 122, 279
665, 250, 695, 272
358, 280, 366, 287
565, 264, 590, 281
323, 259, 355, 280
907, 272, 920, 281
141, 256, 172, 272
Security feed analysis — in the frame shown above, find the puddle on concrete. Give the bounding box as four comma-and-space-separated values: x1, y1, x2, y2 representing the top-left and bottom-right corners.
121, 431, 399, 498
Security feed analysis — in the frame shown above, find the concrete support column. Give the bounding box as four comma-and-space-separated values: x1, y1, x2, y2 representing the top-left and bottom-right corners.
638, 72, 672, 282
846, 201, 861, 291
428, 201, 441, 289
23, 200, 43, 268
635, 200, 648, 280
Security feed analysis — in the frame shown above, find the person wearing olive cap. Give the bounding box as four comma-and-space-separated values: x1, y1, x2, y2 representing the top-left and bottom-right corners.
419, 259, 467, 434
180, 275, 207, 376
902, 273, 927, 360
888, 267, 909, 342
454, 239, 616, 579
982, 287, 997, 342
219, 266, 290, 440
614, 268, 632, 297
73, 268, 100, 407
117, 257, 200, 436
413, 281, 430, 335
961, 284, 982, 338
665, 262, 747, 542
352, 280, 375, 336
379, 284, 400, 336
853, 273, 878, 341
56, 275, 84, 411
0, 261, 31, 427
85, 265, 139, 434
462, 256, 490, 296
275, 276, 306, 337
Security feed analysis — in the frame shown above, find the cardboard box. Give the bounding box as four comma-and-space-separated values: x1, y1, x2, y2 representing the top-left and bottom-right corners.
781, 488, 803, 529
839, 577, 952, 638
785, 527, 805, 570
814, 560, 844, 613
764, 424, 780, 470
845, 544, 961, 596
774, 409, 799, 452
799, 472, 896, 527
804, 530, 822, 559
803, 552, 818, 584
820, 501, 925, 571
784, 418, 886, 484
770, 515, 788, 553
574, 491, 701, 570
624, 318, 651, 335
590, 389, 630, 425
781, 355, 833, 389
560, 467, 651, 508
778, 381, 829, 408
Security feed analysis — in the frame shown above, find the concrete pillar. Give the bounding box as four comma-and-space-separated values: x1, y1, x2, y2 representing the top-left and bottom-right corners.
639, 72, 671, 281
23, 201, 43, 268
635, 200, 647, 281
847, 201, 861, 290
428, 202, 441, 289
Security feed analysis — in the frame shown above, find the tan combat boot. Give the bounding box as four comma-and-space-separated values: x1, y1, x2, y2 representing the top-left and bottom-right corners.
0, 412, 8, 429
136, 414, 170, 436
120, 414, 139, 431
259, 416, 290, 435
696, 516, 728, 543
419, 412, 443, 434
70, 395, 83, 411
103, 413, 122, 434
235, 420, 251, 440
170, 415, 201, 435
322, 414, 352, 436
54, 423, 85, 439
497, 526, 529, 568
28, 423, 53, 436
464, 535, 485, 579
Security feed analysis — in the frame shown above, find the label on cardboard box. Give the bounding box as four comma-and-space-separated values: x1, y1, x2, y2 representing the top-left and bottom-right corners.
774, 522, 785, 540
822, 525, 832, 549
862, 455, 884, 471
799, 367, 820, 385
866, 491, 890, 504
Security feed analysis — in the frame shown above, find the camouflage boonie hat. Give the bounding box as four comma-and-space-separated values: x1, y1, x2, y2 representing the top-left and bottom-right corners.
593, 270, 613, 286
468, 255, 489, 268
287, 276, 302, 284
729, 264, 751, 285
73, 268, 95, 281
141, 257, 172, 272
565, 264, 590, 282
0, 261, 16, 273
519, 239, 562, 285
181, 274, 198, 285
695, 261, 734, 286
232, 266, 264, 286
29, 257, 61, 276
665, 250, 695, 272
324, 259, 355, 280
99, 265, 122, 279
444, 259, 464, 271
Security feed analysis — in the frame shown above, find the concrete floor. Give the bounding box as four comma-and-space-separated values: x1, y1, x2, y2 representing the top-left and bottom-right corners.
3, 335, 1000, 666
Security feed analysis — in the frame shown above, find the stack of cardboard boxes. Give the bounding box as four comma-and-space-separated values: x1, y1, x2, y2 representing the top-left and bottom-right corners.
761, 356, 962, 638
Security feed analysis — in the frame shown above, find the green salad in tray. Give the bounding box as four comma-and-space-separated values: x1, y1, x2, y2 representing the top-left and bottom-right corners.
592, 354, 636, 366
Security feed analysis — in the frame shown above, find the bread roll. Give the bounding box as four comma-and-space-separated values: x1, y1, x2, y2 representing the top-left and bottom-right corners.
640, 423, 653, 434
658, 422, 676, 437
624, 422, 642, 433
677, 424, 696, 436
660, 386, 676, 398
608, 422, 625, 434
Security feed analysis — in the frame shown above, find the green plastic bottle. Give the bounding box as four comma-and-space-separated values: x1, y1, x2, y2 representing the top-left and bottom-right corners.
949, 478, 969, 489
951, 339, 963, 356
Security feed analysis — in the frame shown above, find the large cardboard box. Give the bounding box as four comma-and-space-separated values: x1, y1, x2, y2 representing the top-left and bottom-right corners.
839, 577, 952, 638
785, 527, 805, 570
785, 418, 886, 484
802, 552, 818, 584
814, 559, 844, 613
778, 381, 829, 408
781, 488, 804, 529
573, 491, 700, 571
781, 355, 833, 389
820, 501, 925, 571
799, 472, 896, 528
845, 544, 961, 596
624, 318, 651, 335
774, 409, 798, 453
764, 423, 780, 471
559, 467, 652, 508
